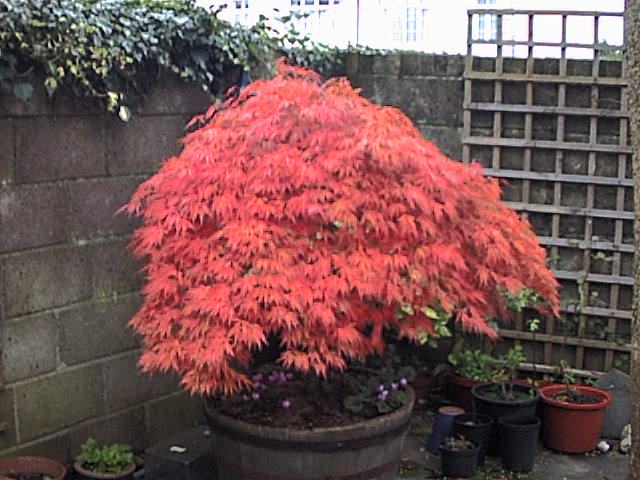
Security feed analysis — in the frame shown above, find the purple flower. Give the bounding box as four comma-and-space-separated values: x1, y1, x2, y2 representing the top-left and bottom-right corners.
252, 392, 260, 400
242, 394, 249, 401
378, 390, 389, 401
286, 373, 294, 380
399, 378, 408, 386
391, 382, 399, 390
378, 384, 385, 392
282, 400, 291, 408
252, 373, 263, 383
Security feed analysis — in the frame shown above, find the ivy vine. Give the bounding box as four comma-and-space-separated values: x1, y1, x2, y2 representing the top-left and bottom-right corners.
0, 0, 344, 119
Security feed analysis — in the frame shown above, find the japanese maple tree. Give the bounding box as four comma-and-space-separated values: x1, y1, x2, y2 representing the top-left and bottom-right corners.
123, 63, 559, 396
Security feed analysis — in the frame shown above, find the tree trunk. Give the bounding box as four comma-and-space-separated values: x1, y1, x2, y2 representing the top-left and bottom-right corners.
626, 1, 640, 479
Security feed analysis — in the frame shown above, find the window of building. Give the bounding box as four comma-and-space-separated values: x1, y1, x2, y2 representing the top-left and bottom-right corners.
478, 13, 497, 40
385, 3, 427, 44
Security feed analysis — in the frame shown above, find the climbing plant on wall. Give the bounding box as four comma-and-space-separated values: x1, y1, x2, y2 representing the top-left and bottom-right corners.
0, 0, 342, 119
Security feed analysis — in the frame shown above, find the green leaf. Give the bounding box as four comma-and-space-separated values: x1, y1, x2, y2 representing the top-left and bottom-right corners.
118, 105, 131, 122
44, 76, 58, 97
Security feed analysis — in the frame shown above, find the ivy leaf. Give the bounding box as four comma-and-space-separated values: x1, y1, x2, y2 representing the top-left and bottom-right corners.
44, 76, 58, 97
118, 105, 131, 122
13, 82, 34, 102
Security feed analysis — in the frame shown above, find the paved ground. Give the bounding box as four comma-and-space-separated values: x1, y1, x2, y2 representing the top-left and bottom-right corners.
401, 409, 629, 480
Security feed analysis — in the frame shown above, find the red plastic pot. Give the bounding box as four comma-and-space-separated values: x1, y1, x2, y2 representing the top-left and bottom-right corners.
539, 384, 612, 453
448, 374, 480, 411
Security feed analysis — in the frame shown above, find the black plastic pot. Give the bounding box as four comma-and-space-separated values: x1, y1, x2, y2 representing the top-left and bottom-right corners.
498, 415, 540, 472
453, 413, 493, 466
471, 382, 539, 456
439, 439, 480, 478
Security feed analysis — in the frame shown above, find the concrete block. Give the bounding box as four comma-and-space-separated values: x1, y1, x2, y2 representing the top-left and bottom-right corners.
357, 55, 373, 74
90, 239, 143, 298
0, 388, 17, 450
137, 75, 211, 116
59, 294, 141, 366
106, 115, 187, 175
0, 119, 14, 185
3, 245, 92, 317
145, 426, 215, 480
0, 81, 55, 117
400, 53, 421, 77
446, 56, 465, 77
14, 116, 107, 183
70, 407, 146, 456
67, 176, 144, 240
0, 184, 69, 253
3, 312, 58, 383
103, 351, 179, 413
145, 392, 205, 446
371, 76, 463, 128
344, 52, 359, 77
594, 369, 631, 439
372, 54, 401, 76
6, 431, 71, 463
419, 126, 463, 161
16, 365, 105, 442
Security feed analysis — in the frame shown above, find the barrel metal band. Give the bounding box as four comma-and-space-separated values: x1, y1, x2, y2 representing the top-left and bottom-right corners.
215, 453, 401, 480
206, 415, 411, 452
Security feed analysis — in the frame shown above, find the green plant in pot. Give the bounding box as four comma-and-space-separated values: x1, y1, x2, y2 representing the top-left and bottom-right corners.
434, 339, 497, 410
122, 63, 559, 480
74, 438, 135, 480
471, 345, 540, 457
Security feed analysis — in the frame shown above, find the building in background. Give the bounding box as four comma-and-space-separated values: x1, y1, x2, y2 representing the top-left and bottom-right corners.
198, 0, 624, 57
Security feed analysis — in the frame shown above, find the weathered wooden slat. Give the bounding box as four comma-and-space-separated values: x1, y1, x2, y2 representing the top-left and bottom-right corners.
537, 236, 634, 254
464, 136, 632, 154
465, 102, 626, 118
464, 71, 627, 87
499, 329, 632, 352
468, 9, 623, 17
483, 167, 634, 187
503, 201, 635, 220
552, 269, 634, 286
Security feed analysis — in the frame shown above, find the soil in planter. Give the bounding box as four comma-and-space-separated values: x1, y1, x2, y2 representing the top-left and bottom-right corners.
551, 389, 600, 404
1, 473, 53, 480
207, 369, 411, 429
440, 436, 475, 451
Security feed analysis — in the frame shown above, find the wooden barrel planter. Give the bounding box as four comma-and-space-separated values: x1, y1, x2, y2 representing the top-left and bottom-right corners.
204, 387, 415, 480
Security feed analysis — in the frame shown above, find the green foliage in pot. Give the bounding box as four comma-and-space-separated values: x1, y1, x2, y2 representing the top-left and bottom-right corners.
435, 339, 495, 382
76, 438, 134, 474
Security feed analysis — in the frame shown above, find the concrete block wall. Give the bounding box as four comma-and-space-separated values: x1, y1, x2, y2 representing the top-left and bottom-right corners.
0, 74, 211, 461
344, 52, 465, 161
0, 54, 466, 461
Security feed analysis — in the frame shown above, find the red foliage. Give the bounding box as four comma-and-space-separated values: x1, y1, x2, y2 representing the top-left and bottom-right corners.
123, 63, 559, 395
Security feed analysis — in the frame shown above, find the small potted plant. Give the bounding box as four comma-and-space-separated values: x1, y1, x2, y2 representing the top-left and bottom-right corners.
74, 438, 136, 480
122, 62, 559, 480
435, 339, 495, 410
539, 360, 612, 453
439, 435, 480, 478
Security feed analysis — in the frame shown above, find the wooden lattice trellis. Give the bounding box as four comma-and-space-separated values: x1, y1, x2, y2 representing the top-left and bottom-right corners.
462, 9, 630, 378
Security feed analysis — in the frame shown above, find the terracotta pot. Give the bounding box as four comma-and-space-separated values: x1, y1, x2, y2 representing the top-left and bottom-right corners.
410, 373, 433, 409
74, 461, 136, 479
0, 456, 66, 480
204, 387, 415, 480
447, 374, 481, 411
539, 384, 612, 453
